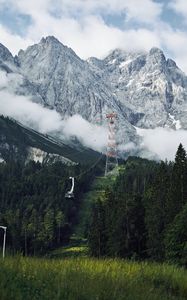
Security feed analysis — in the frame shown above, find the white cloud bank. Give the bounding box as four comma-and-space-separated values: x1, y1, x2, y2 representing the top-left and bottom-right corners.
0, 91, 63, 133
0, 70, 108, 152
137, 127, 187, 161
62, 115, 107, 151
0, 89, 107, 152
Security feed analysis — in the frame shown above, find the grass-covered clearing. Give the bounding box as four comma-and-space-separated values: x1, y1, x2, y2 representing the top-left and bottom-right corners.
0, 257, 187, 300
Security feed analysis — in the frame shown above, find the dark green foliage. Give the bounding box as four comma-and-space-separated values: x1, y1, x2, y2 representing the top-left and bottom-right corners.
89, 198, 106, 257
144, 161, 171, 260
89, 157, 156, 260
165, 203, 187, 266
166, 143, 187, 224
0, 159, 102, 255
89, 146, 187, 266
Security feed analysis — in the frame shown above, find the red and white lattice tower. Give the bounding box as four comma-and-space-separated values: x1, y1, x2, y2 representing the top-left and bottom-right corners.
105, 113, 118, 176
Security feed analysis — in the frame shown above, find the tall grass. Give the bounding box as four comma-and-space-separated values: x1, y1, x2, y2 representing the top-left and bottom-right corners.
0, 256, 187, 300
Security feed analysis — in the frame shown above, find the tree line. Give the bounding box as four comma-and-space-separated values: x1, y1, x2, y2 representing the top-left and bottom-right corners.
89, 144, 187, 266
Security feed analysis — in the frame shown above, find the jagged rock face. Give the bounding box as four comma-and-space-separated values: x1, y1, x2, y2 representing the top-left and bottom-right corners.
0, 43, 14, 64
1, 36, 187, 150
89, 47, 187, 129
17, 37, 118, 118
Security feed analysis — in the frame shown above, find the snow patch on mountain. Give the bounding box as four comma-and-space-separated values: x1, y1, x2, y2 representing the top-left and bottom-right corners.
108, 58, 116, 65
168, 113, 181, 130
119, 59, 133, 69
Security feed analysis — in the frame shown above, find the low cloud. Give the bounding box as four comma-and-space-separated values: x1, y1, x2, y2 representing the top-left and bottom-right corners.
0, 88, 107, 152
0, 70, 108, 152
137, 127, 187, 161
118, 142, 136, 152
0, 91, 63, 132
62, 114, 107, 151
0, 71, 9, 88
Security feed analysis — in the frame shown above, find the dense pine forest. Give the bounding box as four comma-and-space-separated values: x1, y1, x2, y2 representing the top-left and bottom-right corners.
0, 159, 103, 255
89, 144, 187, 266
0, 144, 187, 267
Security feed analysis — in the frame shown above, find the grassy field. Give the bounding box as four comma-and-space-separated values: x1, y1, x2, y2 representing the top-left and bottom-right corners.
0, 256, 187, 300
48, 237, 89, 259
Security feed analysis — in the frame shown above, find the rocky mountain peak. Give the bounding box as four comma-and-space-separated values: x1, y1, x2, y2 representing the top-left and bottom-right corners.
18, 35, 64, 61
148, 47, 166, 64
40, 35, 61, 45
0, 43, 14, 63
149, 47, 164, 56
167, 58, 177, 68
38, 36, 80, 60
137, 47, 165, 76
17, 35, 82, 74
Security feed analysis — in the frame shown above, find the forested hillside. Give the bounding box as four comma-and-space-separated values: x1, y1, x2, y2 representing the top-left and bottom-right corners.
89, 144, 187, 266
0, 159, 104, 255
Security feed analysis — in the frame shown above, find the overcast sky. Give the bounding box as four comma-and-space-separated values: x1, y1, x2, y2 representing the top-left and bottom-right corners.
0, 0, 187, 72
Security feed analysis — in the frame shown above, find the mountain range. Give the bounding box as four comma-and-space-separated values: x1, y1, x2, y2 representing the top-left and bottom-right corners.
1, 36, 187, 160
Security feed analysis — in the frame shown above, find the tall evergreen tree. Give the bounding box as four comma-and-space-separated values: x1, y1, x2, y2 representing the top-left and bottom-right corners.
166, 143, 187, 225
165, 202, 187, 266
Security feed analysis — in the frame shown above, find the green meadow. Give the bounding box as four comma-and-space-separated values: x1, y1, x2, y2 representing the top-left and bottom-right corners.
0, 256, 187, 300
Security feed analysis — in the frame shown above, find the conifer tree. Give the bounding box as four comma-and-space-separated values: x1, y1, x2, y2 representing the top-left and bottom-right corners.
165, 202, 187, 266
166, 143, 187, 225
89, 198, 106, 257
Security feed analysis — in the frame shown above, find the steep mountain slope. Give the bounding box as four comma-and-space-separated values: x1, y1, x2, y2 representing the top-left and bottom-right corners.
0, 116, 100, 164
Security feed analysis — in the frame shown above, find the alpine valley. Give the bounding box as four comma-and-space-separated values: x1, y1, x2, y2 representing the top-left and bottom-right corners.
1, 36, 187, 300
1, 35, 187, 162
